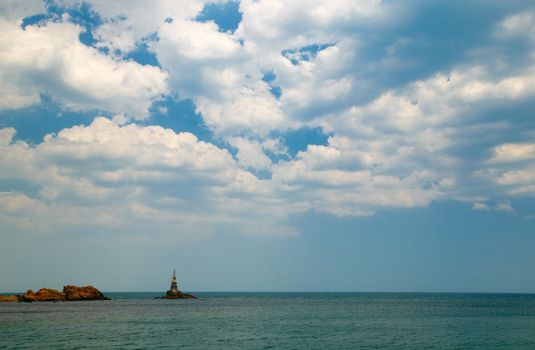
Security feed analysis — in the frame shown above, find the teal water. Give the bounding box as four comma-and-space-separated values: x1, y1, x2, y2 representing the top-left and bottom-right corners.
1, 293, 535, 349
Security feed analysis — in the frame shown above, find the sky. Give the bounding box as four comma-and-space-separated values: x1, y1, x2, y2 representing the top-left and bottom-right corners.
1, 0, 535, 293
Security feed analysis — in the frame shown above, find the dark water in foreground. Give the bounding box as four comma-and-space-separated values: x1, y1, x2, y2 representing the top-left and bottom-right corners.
1, 292, 535, 349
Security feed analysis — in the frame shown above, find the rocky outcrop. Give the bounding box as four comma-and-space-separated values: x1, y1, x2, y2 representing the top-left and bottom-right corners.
63, 285, 110, 301
156, 291, 197, 299
19, 288, 65, 302
12, 285, 111, 302
0, 295, 20, 302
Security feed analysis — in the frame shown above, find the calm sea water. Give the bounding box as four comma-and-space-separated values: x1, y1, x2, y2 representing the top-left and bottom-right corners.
1, 292, 535, 349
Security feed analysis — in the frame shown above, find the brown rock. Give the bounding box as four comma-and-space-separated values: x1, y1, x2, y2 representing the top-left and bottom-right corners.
19, 288, 65, 302
17, 285, 110, 302
63, 285, 110, 301
0, 295, 20, 302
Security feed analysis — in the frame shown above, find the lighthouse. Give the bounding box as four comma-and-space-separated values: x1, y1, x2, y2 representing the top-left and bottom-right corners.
157, 268, 196, 299
167, 269, 179, 297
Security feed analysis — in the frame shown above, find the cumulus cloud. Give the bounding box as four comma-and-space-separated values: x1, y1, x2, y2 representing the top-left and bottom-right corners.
154, 18, 286, 137
271, 143, 454, 217
0, 7, 168, 117
0, 113, 456, 237
49, 0, 285, 137
0, 118, 301, 236
490, 143, 535, 163
475, 142, 535, 197
1, 1, 535, 236
0, 114, 447, 236
228, 137, 272, 171
57, 0, 209, 55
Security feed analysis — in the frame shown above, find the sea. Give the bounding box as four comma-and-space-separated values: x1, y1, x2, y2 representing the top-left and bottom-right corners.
1, 292, 535, 349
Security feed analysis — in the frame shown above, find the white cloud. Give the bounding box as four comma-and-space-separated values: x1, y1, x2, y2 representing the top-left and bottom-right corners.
1, 2, 535, 237
496, 169, 535, 186
490, 143, 535, 163
472, 201, 516, 213
495, 201, 515, 212
159, 19, 241, 60
0, 15, 168, 117
56, 0, 209, 55
0, 119, 301, 236
111, 114, 131, 125
495, 12, 535, 39
271, 140, 454, 217
472, 202, 489, 210
153, 18, 287, 137
475, 143, 535, 197
53, 0, 263, 136
237, 0, 397, 45
228, 137, 272, 171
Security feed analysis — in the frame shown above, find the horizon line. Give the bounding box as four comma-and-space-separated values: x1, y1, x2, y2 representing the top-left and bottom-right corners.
3, 290, 535, 295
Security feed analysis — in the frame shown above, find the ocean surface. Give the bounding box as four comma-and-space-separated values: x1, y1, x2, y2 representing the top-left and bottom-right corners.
1, 292, 535, 349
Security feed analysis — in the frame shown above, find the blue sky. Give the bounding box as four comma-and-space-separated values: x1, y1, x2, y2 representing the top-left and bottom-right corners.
1, 0, 535, 292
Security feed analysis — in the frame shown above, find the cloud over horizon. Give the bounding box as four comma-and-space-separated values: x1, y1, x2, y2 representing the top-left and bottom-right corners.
1, 0, 535, 238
